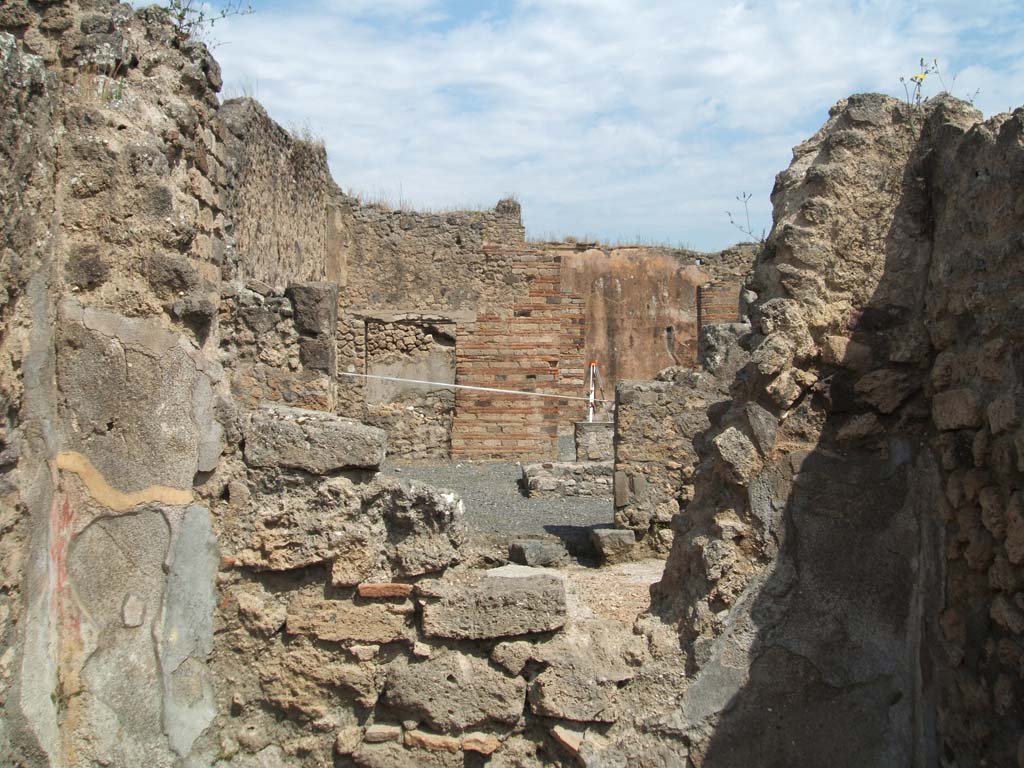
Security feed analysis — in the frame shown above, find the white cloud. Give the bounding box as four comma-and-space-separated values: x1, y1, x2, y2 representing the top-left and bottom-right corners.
213, 0, 1024, 250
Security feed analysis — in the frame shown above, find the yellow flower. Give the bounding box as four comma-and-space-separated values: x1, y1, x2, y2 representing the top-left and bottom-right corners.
911, 73, 927, 83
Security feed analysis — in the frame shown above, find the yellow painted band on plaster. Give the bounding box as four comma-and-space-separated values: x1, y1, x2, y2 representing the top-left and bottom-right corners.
55, 451, 193, 511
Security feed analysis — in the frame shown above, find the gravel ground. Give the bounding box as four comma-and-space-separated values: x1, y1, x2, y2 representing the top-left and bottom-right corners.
380, 460, 614, 541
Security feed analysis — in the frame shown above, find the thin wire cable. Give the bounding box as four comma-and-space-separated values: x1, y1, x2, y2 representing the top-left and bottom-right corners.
338, 371, 614, 404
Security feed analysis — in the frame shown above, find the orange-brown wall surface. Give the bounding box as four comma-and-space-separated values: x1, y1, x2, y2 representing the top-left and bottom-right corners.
556, 245, 711, 386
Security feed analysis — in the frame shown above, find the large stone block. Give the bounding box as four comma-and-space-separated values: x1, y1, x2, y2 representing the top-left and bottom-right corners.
258, 638, 380, 716
613, 471, 629, 508
286, 593, 412, 644
385, 651, 526, 730
855, 368, 917, 414
232, 476, 465, 586
590, 528, 636, 564
419, 565, 567, 639
360, 479, 467, 580
298, 336, 337, 374
244, 405, 387, 473
509, 539, 567, 568
933, 388, 983, 431
712, 426, 762, 485
233, 476, 367, 572
526, 619, 644, 723
699, 322, 751, 378
286, 281, 338, 336
58, 300, 224, 492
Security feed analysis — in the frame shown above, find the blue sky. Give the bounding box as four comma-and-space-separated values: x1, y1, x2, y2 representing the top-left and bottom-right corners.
212, 0, 1024, 251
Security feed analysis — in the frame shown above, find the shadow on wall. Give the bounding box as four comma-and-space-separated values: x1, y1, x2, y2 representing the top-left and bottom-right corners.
646, 94, 1022, 767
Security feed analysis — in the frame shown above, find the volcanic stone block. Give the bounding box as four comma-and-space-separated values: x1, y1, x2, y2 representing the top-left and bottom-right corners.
386, 651, 526, 730
286, 280, 338, 336
933, 388, 983, 430
712, 426, 762, 485
298, 335, 337, 374
509, 539, 568, 568
613, 471, 630, 507
744, 402, 779, 455
590, 528, 636, 564
65, 247, 109, 289
145, 252, 199, 297
419, 565, 567, 639
854, 369, 917, 414
244, 405, 386, 473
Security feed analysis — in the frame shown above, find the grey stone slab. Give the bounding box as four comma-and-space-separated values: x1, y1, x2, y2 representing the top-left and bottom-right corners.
419, 565, 567, 639
57, 300, 223, 492
386, 651, 526, 730
509, 539, 568, 568
161, 504, 219, 756
244, 405, 387, 473
71, 510, 171, 761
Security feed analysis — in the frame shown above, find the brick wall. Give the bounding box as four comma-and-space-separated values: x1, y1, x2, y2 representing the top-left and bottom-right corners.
697, 281, 740, 326
451, 249, 568, 459
558, 292, 588, 424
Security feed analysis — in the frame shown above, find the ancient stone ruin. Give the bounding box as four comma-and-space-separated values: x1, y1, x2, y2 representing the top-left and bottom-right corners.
1, 2, 1023, 766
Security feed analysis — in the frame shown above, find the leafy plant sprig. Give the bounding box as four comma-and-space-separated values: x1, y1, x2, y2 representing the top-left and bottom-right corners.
726, 192, 766, 244
161, 0, 253, 43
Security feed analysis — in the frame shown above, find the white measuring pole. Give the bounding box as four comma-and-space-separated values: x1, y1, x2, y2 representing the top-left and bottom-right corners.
587, 361, 597, 422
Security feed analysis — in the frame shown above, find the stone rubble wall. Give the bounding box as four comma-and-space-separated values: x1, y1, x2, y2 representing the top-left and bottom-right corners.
220, 98, 343, 287
520, 460, 613, 497
0, 2, 236, 764
634, 93, 948, 767
582, 95, 1024, 768
613, 372, 725, 552
574, 420, 613, 462
612, 325, 751, 553
921, 103, 1024, 767
340, 198, 527, 316
361, 319, 456, 459
219, 280, 338, 412
6, 2, 1022, 765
